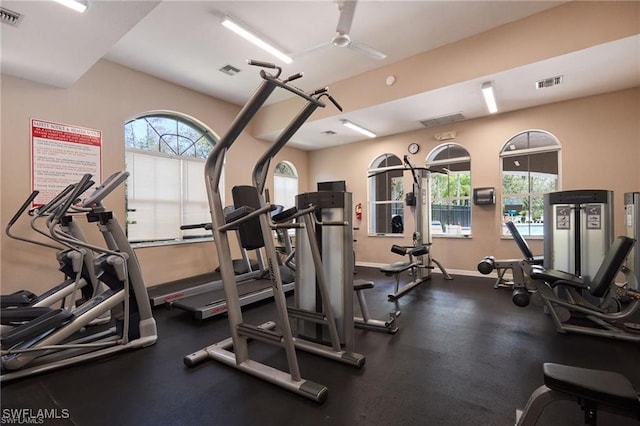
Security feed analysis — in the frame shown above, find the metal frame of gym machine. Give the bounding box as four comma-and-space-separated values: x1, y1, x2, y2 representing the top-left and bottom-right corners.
1, 172, 157, 382
373, 155, 452, 300
147, 222, 289, 312
2, 183, 105, 336
543, 190, 614, 279
183, 61, 363, 403
524, 190, 640, 341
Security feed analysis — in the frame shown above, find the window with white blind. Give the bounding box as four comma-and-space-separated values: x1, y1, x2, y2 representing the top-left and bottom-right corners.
273, 161, 298, 209
124, 112, 219, 244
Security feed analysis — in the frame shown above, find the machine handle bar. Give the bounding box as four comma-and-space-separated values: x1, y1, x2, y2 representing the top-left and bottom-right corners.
7, 191, 39, 228
179, 223, 212, 230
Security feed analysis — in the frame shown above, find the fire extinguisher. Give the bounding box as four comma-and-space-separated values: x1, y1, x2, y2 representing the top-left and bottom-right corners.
355, 203, 362, 221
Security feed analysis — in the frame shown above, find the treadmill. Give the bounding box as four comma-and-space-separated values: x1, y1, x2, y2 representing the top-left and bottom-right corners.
171, 275, 294, 320
147, 255, 260, 307
153, 210, 295, 319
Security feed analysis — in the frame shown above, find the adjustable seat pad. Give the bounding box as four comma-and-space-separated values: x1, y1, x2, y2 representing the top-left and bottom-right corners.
380, 261, 415, 274
353, 279, 374, 291
543, 363, 640, 413
530, 266, 586, 289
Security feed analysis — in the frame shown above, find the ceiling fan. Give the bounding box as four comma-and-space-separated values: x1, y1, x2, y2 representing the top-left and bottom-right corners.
294, 0, 387, 60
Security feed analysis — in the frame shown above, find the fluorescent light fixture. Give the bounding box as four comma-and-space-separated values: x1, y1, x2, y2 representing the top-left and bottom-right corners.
52, 0, 87, 13
481, 82, 498, 114
222, 15, 292, 64
341, 119, 376, 138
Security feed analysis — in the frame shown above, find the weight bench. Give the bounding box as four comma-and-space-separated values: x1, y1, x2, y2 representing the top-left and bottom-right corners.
516, 363, 640, 425
353, 279, 400, 334
380, 244, 430, 300
477, 221, 543, 291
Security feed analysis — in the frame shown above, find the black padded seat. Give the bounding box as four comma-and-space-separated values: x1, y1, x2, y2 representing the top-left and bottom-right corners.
380, 261, 415, 274
530, 266, 587, 289
353, 279, 374, 291
543, 363, 640, 413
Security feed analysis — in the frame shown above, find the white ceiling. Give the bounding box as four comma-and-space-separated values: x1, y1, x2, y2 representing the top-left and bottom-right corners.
1, 1, 639, 150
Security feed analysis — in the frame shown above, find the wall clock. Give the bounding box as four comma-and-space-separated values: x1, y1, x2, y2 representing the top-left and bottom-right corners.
408, 143, 420, 154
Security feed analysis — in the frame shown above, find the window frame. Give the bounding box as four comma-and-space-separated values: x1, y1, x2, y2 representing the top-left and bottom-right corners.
124, 110, 220, 246
426, 143, 472, 238
367, 153, 405, 236
500, 129, 561, 239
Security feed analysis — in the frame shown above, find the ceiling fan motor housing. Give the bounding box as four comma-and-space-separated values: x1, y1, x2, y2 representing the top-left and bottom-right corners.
332, 32, 351, 47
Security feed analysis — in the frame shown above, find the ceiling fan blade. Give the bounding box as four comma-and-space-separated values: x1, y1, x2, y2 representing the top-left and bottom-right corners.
336, 0, 357, 35
348, 41, 387, 60
292, 41, 332, 59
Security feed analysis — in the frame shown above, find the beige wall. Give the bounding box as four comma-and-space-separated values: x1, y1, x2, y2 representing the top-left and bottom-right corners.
1, 60, 309, 294
253, 1, 640, 135
309, 88, 640, 272
1, 1, 639, 296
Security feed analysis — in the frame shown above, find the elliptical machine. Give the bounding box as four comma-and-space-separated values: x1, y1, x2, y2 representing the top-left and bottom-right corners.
1, 172, 157, 382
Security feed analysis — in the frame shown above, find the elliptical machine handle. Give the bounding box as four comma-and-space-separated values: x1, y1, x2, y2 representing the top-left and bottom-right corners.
7, 191, 39, 228
35, 185, 75, 215
247, 59, 278, 69
52, 173, 93, 222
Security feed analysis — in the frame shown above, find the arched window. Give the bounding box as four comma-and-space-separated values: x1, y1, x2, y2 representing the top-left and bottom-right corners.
273, 161, 298, 209
500, 130, 560, 237
426, 143, 471, 237
368, 154, 404, 235
124, 111, 219, 244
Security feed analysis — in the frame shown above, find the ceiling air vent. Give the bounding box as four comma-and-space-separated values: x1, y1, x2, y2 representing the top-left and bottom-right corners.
420, 112, 465, 128
0, 7, 23, 27
219, 64, 241, 76
536, 75, 563, 89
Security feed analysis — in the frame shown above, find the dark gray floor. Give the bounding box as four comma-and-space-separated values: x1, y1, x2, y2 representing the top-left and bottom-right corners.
2, 267, 640, 425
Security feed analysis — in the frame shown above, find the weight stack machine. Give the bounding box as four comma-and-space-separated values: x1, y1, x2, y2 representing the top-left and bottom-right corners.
295, 191, 355, 351
543, 190, 614, 280
625, 192, 640, 277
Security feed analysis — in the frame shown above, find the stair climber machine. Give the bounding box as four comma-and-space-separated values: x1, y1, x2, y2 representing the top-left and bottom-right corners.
183, 60, 364, 403
373, 155, 452, 300
1, 172, 157, 382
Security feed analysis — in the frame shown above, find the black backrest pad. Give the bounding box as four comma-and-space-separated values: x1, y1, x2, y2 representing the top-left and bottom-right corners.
590, 236, 636, 297
232, 185, 265, 250
506, 221, 535, 260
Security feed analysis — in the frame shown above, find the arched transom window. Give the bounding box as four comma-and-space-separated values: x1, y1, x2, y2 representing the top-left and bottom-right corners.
124, 111, 219, 244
